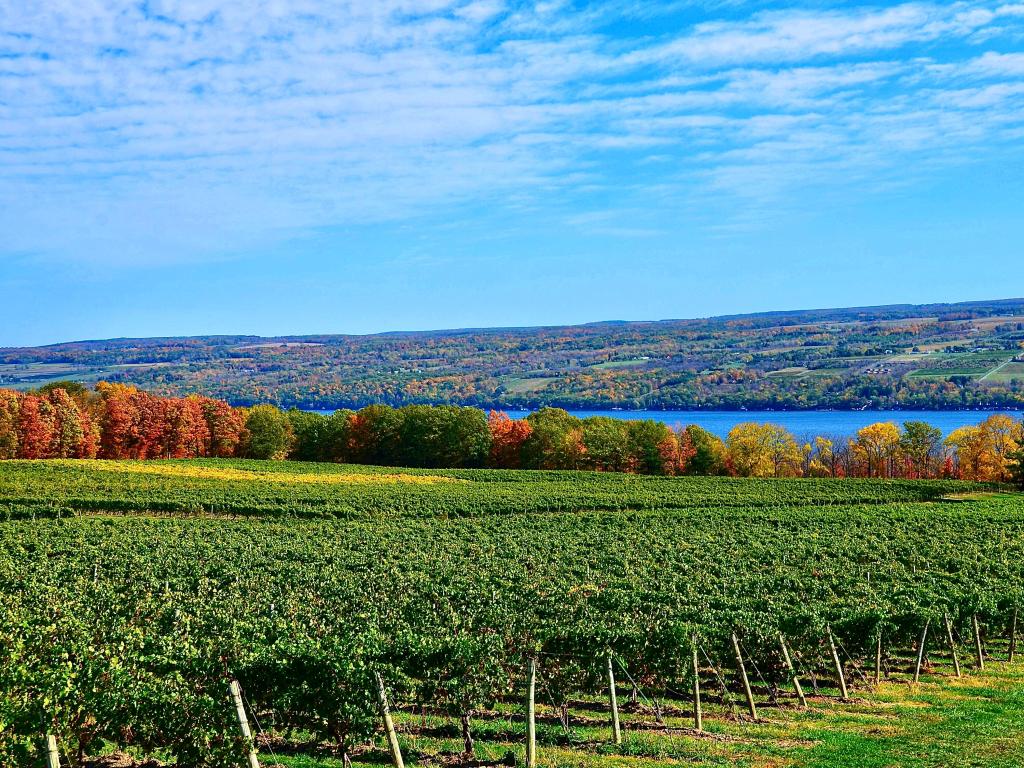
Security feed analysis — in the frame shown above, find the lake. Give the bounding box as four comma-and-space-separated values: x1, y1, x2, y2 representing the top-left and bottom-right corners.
508, 409, 1018, 439
311, 408, 1019, 439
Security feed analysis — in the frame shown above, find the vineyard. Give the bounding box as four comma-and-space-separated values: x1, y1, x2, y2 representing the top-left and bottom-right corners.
1, 460, 1024, 767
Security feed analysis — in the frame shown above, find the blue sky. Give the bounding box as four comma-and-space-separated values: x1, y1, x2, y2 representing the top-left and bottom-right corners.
2, 0, 1023, 346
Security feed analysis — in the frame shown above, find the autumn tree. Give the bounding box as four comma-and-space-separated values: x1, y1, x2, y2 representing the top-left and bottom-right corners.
807, 436, 835, 477
945, 425, 985, 480
346, 405, 404, 465
160, 397, 212, 458
979, 414, 1023, 481
202, 398, 246, 458
626, 419, 680, 474
850, 422, 902, 478
17, 394, 56, 459
726, 422, 802, 477
46, 387, 86, 458
946, 415, 1023, 481
96, 382, 143, 459
487, 411, 532, 469
136, 394, 171, 459
0, 390, 21, 459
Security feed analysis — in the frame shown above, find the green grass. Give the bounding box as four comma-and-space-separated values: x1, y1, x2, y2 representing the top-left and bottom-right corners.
503, 376, 558, 393
589, 359, 650, 370
983, 362, 1024, 384
266, 662, 1024, 768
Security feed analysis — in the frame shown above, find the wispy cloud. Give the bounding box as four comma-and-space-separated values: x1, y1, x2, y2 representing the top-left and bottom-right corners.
0, 0, 1022, 263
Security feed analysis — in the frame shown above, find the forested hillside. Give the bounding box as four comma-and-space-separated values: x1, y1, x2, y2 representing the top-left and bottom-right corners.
3, 298, 1024, 410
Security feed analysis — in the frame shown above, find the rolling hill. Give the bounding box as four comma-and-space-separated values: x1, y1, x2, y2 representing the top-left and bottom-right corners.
3, 298, 1024, 411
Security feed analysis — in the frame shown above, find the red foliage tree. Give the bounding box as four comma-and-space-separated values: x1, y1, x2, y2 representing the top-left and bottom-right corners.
136, 394, 170, 459
487, 411, 532, 469
97, 382, 143, 459
657, 433, 696, 476
76, 404, 100, 458
17, 395, 56, 459
201, 397, 246, 457
163, 397, 212, 458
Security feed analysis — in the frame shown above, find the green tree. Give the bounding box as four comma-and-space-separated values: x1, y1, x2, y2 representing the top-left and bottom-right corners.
627, 419, 676, 474
322, 409, 355, 463
1008, 448, 1024, 490
901, 421, 943, 478
241, 405, 294, 460
681, 425, 727, 475
580, 416, 629, 471
393, 405, 489, 468
287, 409, 331, 462
348, 405, 404, 466
36, 380, 90, 398
521, 408, 584, 469
434, 406, 490, 468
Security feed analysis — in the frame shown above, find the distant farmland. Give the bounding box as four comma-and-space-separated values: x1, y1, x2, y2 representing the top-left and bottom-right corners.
2, 297, 1024, 411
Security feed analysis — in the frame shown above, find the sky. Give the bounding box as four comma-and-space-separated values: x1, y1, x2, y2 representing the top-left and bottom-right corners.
1, 1, 1023, 347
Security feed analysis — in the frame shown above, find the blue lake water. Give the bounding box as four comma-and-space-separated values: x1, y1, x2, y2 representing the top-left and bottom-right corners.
507, 410, 1018, 439
311, 408, 1019, 439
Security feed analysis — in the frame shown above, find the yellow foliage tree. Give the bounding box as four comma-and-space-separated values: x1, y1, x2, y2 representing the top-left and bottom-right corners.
947, 415, 1024, 481
808, 436, 835, 477
945, 425, 985, 480
850, 422, 901, 478
726, 422, 802, 477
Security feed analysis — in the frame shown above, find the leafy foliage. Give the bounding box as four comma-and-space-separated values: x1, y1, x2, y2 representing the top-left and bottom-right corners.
0, 460, 1019, 765
0, 460, 1020, 765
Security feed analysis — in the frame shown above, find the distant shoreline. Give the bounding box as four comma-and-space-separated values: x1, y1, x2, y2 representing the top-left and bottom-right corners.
302, 405, 1022, 413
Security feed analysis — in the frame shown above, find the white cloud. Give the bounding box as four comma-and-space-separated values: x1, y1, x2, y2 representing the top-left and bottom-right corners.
0, 0, 1022, 263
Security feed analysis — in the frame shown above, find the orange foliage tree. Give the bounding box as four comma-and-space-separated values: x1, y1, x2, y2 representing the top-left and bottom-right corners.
487, 411, 532, 469
17, 395, 56, 459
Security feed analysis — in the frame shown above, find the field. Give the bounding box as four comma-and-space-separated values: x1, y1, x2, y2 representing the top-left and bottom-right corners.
2, 460, 1024, 768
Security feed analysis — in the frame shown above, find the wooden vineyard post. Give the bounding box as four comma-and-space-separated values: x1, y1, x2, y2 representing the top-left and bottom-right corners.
973, 614, 985, 671
692, 637, 703, 732
913, 619, 929, 684
606, 654, 622, 745
374, 671, 406, 768
1010, 608, 1018, 663
731, 633, 758, 721
45, 733, 60, 768
825, 626, 849, 701
779, 633, 807, 708
229, 680, 261, 768
943, 614, 962, 678
875, 632, 883, 685
525, 658, 537, 768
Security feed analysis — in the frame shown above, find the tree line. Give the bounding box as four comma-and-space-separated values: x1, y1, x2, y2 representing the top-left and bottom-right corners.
1, 382, 1022, 483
